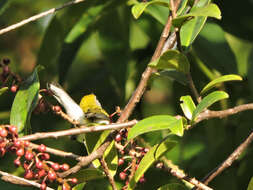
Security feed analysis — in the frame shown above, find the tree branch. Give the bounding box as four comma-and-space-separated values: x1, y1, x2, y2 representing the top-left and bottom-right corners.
0, 0, 86, 35
100, 158, 118, 190
19, 120, 137, 141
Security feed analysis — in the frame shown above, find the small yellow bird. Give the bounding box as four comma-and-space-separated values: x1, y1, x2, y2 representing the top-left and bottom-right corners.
47, 83, 110, 125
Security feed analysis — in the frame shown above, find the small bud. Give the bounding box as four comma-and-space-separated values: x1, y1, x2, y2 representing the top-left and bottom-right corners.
0, 128, 8, 137
60, 163, 70, 171
10, 85, 18, 93
115, 133, 122, 142
119, 172, 127, 180
24, 170, 34, 179
16, 148, 25, 157
14, 158, 21, 167
38, 144, 46, 152
25, 150, 34, 161
118, 158, 124, 166
48, 169, 57, 182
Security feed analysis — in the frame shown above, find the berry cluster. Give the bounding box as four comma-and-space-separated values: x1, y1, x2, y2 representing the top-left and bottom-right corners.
115, 128, 148, 187
0, 125, 77, 190
0, 58, 21, 92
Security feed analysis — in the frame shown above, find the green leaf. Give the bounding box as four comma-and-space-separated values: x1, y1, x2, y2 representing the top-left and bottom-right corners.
0, 0, 9, 16
191, 91, 229, 122
128, 115, 184, 141
180, 95, 196, 120
149, 50, 190, 73
158, 183, 188, 190
247, 177, 253, 190
0, 87, 8, 96
158, 70, 189, 85
200, 74, 243, 95
173, 3, 221, 27
73, 183, 86, 190
69, 168, 105, 183
10, 67, 40, 135
131, 0, 170, 19
103, 140, 118, 177
176, 0, 189, 16
128, 139, 177, 190
180, 0, 211, 48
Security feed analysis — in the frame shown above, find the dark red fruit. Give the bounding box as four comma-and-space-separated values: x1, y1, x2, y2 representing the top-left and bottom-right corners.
60, 163, 70, 171
41, 153, 50, 160
24, 170, 34, 179
16, 148, 25, 157
71, 178, 78, 184
13, 140, 22, 148
37, 169, 46, 178
0, 147, 6, 156
52, 105, 61, 112
24, 141, 30, 147
139, 176, 146, 183
25, 150, 34, 161
118, 158, 124, 166
10, 85, 18, 93
38, 144, 46, 152
14, 158, 21, 167
40, 182, 47, 190
0, 128, 8, 137
36, 160, 44, 169
48, 169, 57, 182
119, 172, 127, 180
51, 163, 60, 171
9, 125, 18, 134
115, 133, 122, 142
23, 162, 29, 170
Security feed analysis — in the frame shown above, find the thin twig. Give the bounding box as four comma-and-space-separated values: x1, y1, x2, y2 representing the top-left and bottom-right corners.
193, 130, 253, 190
100, 158, 118, 190
19, 120, 137, 141
195, 103, 253, 123
0, 170, 54, 190
187, 73, 201, 103
0, 0, 86, 35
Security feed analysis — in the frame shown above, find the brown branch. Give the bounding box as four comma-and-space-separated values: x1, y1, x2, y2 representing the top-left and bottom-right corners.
100, 158, 118, 190
0, 170, 54, 190
187, 73, 201, 103
193, 130, 253, 189
58, 140, 111, 178
19, 120, 137, 141
0, 0, 86, 35
195, 103, 253, 123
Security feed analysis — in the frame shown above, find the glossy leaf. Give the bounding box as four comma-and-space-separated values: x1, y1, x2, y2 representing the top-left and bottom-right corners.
158, 183, 188, 190
180, 95, 196, 120
173, 3, 221, 27
10, 67, 40, 134
128, 115, 184, 141
176, 0, 189, 16
128, 139, 177, 190
131, 0, 170, 19
158, 70, 189, 85
191, 91, 229, 122
180, 0, 211, 48
247, 177, 253, 190
149, 50, 190, 73
0, 87, 8, 96
200, 74, 243, 95
69, 168, 105, 183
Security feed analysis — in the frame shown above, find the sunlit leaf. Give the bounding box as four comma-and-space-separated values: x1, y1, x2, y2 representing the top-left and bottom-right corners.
128, 139, 177, 190
10, 67, 40, 135
191, 91, 229, 122
173, 3, 221, 27
0, 87, 8, 96
131, 0, 170, 19
73, 183, 86, 190
200, 74, 243, 95
149, 50, 190, 73
128, 115, 184, 141
180, 95, 196, 120
247, 177, 253, 190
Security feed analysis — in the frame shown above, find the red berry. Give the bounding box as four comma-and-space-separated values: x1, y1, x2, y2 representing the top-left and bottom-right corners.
119, 172, 127, 180
36, 160, 44, 169
0, 141, 6, 148
115, 133, 122, 142
60, 163, 70, 171
23, 162, 29, 170
118, 158, 124, 166
38, 144, 46, 152
0, 128, 8, 137
16, 148, 25, 157
41, 153, 50, 160
9, 125, 18, 134
14, 158, 21, 167
24, 141, 30, 147
62, 183, 71, 190
48, 169, 57, 182
139, 176, 146, 183
52, 105, 61, 112
37, 169, 46, 178
40, 182, 47, 190
71, 178, 78, 184
13, 140, 22, 148
25, 150, 34, 161
51, 163, 60, 171
10, 85, 18, 93
143, 148, 149, 153
0, 147, 6, 156
24, 170, 34, 179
